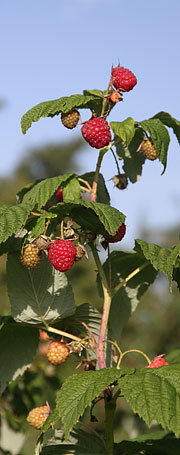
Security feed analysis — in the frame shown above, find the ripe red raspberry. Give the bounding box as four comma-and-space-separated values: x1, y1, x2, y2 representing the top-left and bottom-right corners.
111, 64, 137, 92
20, 243, 42, 269
56, 186, 63, 203
48, 239, 76, 272
105, 223, 126, 243
139, 139, 158, 161
61, 109, 80, 129
47, 341, 70, 365
27, 404, 51, 430
146, 354, 169, 368
81, 117, 111, 149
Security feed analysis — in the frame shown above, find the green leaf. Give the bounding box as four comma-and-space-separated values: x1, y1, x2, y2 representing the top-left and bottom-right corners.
115, 436, 180, 455
138, 118, 170, 173
152, 111, 180, 145
21, 94, 102, 134
0, 321, 39, 394
0, 203, 32, 244
41, 429, 105, 454
97, 250, 157, 343
21, 173, 76, 210
83, 89, 111, 117
7, 253, 75, 325
115, 128, 145, 183
55, 367, 134, 439
110, 117, 135, 145
63, 177, 81, 202
80, 172, 110, 205
135, 238, 180, 285
118, 365, 180, 437
51, 200, 125, 236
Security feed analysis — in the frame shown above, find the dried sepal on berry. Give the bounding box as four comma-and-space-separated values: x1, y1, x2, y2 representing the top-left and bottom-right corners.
27, 403, 51, 430
47, 341, 70, 365
34, 235, 51, 251
75, 243, 88, 262
111, 174, 128, 190
20, 243, 42, 269
61, 109, 80, 129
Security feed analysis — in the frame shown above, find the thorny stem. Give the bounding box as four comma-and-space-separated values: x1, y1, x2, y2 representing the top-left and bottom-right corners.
97, 284, 112, 369
89, 242, 111, 369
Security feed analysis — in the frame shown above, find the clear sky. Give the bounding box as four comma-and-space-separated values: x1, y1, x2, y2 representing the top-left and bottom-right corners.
1, 0, 180, 249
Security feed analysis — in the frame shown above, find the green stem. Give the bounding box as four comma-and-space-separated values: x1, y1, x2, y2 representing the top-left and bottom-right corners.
89, 242, 109, 291
117, 348, 151, 369
105, 395, 116, 455
46, 325, 84, 343
91, 147, 110, 202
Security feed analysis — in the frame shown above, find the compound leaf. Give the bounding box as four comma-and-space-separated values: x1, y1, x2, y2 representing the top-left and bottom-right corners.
135, 238, 180, 285
7, 253, 75, 325
21, 173, 76, 210
41, 429, 105, 455
0, 202, 32, 244
152, 111, 180, 145
55, 367, 134, 439
97, 250, 157, 342
138, 118, 170, 173
110, 117, 135, 145
0, 321, 39, 394
21, 94, 102, 134
118, 365, 180, 437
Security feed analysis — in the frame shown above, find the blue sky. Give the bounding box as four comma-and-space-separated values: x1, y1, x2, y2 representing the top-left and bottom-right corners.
1, 0, 180, 248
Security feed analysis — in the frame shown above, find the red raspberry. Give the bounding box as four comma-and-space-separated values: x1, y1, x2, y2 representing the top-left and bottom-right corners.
47, 341, 70, 365
27, 404, 51, 430
56, 187, 63, 203
105, 223, 126, 243
48, 239, 76, 272
81, 117, 111, 149
146, 354, 169, 368
111, 64, 137, 92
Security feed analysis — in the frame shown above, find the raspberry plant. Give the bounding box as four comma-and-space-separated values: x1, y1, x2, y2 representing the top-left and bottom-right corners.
1, 63, 180, 454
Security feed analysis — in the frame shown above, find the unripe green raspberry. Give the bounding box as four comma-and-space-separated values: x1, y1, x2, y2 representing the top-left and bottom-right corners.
140, 139, 158, 161
20, 243, 42, 269
61, 109, 80, 129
